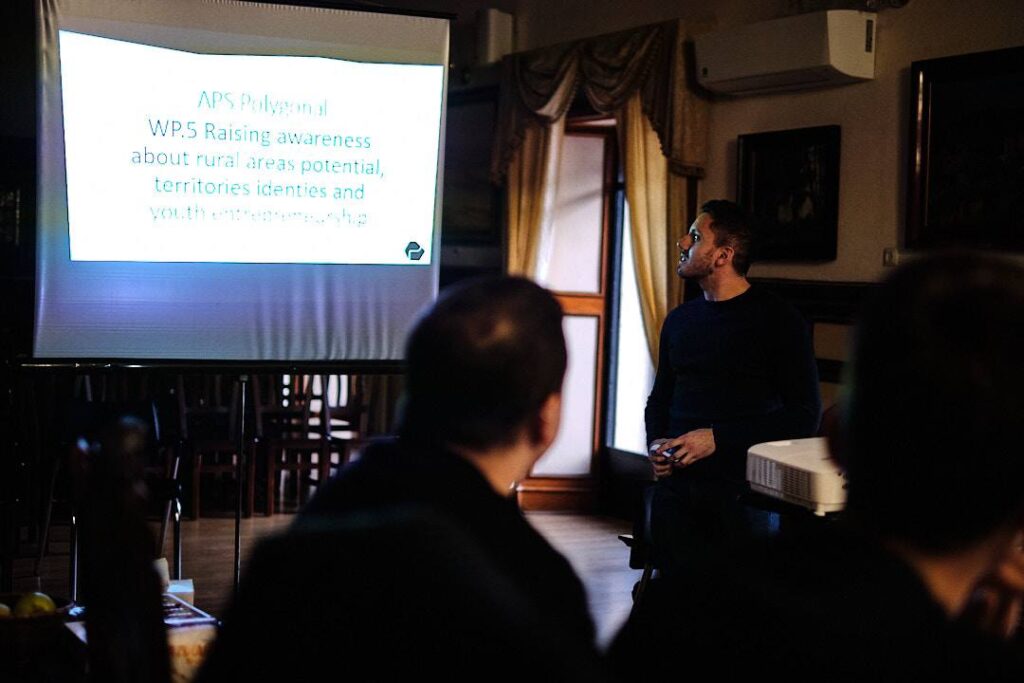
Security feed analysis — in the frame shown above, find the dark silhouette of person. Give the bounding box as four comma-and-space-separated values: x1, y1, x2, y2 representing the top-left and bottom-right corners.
74, 417, 170, 683
197, 277, 608, 682
614, 251, 1024, 680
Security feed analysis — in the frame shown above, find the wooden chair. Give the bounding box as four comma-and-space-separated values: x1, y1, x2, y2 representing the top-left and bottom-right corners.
317, 374, 369, 474
177, 374, 254, 519
618, 484, 657, 615
255, 374, 332, 515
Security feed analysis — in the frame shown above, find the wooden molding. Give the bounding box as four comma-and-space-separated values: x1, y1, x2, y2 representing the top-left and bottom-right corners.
517, 476, 598, 512
553, 295, 605, 316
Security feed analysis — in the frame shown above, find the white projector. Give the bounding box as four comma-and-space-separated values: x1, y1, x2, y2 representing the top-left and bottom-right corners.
746, 437, 846, 516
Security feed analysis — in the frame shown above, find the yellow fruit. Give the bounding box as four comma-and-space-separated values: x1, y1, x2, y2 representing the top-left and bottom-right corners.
0, 603, 10, 618
13, 592, 56, 618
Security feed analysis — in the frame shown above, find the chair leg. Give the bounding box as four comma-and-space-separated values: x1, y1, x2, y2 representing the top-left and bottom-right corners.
630, 562, 655, 617
172, 496, 182, 581
317, 443, 331, 490
265, 448, 276, 516
34, 455, 61, 578
69, 507, 79, 603
191, 452, 201, 520
157, 498, 172, 559
157, 449, 181, 558
627, 483, 659, 615
246, 445, 255, 518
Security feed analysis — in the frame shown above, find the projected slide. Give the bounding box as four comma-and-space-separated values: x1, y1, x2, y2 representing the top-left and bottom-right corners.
58, 31, 443, 265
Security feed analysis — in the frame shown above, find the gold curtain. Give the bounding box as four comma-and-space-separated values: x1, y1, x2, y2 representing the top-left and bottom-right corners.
492, 19, 708, 361
506, 118, 564, 278
617, 93, 670, 362
492, 42, 579, 186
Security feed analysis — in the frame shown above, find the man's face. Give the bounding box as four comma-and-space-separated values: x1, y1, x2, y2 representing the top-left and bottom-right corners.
676, 213, 717, 280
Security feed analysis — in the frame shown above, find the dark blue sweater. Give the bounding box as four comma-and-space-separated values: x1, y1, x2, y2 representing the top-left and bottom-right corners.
645, 286, 822, 481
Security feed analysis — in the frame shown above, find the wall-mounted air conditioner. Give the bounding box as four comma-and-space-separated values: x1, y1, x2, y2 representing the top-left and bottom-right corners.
694, 10, 876, 96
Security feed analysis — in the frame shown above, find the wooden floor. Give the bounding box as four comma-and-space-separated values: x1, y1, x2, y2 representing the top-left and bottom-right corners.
16, 511, 639, 648
528, 512, 639, 646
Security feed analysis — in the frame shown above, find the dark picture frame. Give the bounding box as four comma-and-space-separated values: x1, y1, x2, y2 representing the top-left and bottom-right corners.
737, 125, 840, 262
906, 46, 1024, 250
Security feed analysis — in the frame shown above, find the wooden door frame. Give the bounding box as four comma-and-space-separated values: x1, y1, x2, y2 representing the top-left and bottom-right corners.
518, 121, 618, 511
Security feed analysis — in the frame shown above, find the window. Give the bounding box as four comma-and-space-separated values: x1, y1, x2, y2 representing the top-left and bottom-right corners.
610, 203, 655, 455
532, 123, 615, 478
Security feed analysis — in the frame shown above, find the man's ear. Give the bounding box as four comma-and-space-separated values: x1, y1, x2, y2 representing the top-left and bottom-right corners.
715, 245, 734, 269
528, 393, 562, 452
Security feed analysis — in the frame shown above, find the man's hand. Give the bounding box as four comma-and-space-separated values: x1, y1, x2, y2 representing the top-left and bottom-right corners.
656, 429, 716, 469
648, 429, 716, 478
647, 439, 675, 478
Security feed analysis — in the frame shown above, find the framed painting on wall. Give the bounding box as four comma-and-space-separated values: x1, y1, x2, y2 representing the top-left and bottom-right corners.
906, 46, 1024, 250
737, 125, 840, 262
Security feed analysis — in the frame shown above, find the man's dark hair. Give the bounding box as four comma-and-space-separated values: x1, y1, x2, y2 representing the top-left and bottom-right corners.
700, 199, 755, 276
399, 276, 567, 450
838, 252, 1024, 553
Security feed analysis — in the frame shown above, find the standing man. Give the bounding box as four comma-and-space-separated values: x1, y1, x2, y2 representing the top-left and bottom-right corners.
645, 199, 821, 577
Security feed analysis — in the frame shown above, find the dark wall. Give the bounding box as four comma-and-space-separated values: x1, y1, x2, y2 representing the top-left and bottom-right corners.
1, 2, 38, 360
0, 3, 37, 139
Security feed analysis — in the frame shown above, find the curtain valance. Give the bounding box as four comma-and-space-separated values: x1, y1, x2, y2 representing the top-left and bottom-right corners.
491, 19, 708, 182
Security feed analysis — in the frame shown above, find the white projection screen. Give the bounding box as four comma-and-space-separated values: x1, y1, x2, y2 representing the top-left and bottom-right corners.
35, 0, 449, 361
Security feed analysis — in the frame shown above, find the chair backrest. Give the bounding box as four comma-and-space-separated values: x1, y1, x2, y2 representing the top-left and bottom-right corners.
252, 374, 322, 441
175, 374, 239, 441
318, 374, 368, 438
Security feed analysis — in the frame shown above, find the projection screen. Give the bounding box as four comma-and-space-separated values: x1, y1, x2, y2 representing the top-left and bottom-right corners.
35, 0, 449, 361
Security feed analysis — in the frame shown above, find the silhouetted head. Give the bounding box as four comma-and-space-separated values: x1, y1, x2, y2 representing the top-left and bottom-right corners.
838, 252, 1024, 553
399, 276, 566, 451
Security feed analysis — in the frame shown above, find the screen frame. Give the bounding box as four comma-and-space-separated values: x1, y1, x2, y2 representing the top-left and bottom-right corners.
34, 0, 451, 363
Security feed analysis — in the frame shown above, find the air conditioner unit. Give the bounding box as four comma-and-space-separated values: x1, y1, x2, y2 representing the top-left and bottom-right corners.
694, 10, 876, 96
746, 437, 846, 516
